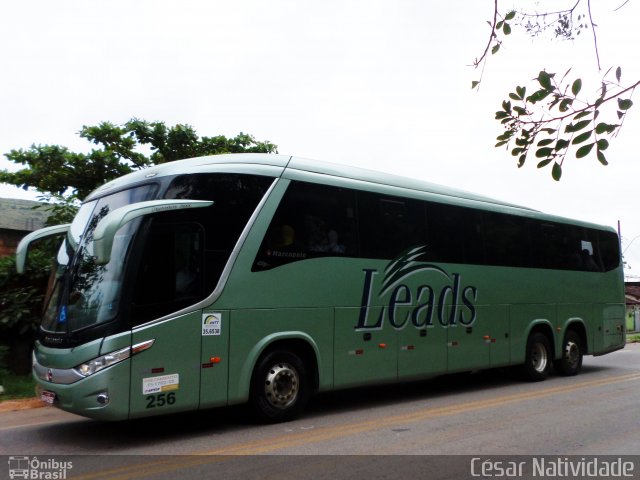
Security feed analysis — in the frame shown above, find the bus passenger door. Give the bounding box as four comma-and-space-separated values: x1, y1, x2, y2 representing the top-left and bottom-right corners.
334, 307, 398, 387
126, 221, 207, 418
129, 312, 202, 418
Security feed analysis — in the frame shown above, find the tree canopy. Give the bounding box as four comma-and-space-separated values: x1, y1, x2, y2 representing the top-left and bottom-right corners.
473, 0, 638, 180
0, 119, 277, 200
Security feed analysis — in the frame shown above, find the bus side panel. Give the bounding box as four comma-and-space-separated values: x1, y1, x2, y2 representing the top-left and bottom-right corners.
509, 304, 556, 365
592, 303, 626, 354
334, 307, 398, 388
227, 308, 333, 405
199, 310, 230, 409
397, 306, 447, 381
487, 305, 510, 367
129, 311, 202, 419
446, 305, 490, 373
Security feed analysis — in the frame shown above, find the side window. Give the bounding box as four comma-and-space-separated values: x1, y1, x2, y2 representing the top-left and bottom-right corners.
531, 222, 570, 270
482, 211, 532, 267
131, 222, 204, 325
426, 202, 484, 264
598, 230, 621, 272
253, 181, 357, 271
358, 192, 427, 260
569, 226, 603, 272
165, 173, 273, 290
129, 173, 272, 325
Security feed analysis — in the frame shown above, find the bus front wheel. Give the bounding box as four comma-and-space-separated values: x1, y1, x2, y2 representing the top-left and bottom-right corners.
250, 350, 309, 423
523, 332, 551, 381
553, 330, 583, 376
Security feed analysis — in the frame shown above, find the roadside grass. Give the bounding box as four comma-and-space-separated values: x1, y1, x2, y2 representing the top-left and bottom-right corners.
0, 372, 36, 401
628, 333, 640, 343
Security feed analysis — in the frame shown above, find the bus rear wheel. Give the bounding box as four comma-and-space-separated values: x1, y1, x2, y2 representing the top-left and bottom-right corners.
250, 350, 309, 423
553, 330, 583, 376
523, 332, 551, 381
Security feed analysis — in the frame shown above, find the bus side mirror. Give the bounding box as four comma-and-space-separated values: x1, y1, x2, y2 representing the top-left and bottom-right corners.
92, 199, 213, 264
15, 224, 71, 274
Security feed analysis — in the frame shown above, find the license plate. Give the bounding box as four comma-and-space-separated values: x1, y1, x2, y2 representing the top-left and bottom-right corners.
41, 390, 55, 405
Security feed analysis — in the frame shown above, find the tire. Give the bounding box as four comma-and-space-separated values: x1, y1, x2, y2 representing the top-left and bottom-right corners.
522, 332, 552, 381
249, 350, 310, 423
553, 330, 583, 376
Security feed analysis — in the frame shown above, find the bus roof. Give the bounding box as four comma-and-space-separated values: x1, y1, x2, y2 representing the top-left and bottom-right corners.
85, 153, 613, 232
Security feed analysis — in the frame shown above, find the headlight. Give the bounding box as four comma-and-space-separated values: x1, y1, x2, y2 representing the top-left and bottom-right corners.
74, 347, 131, 377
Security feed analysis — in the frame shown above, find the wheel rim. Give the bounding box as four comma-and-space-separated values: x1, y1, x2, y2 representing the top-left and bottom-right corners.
531, 342, 548, 373
564, 341, 580, 369
264, 362, 299, 409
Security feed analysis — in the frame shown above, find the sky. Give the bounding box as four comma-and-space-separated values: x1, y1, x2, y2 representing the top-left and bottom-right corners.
1, 0, 639, 277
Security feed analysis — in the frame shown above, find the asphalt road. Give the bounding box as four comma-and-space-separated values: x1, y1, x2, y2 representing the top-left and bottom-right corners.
1, 344, 639, 479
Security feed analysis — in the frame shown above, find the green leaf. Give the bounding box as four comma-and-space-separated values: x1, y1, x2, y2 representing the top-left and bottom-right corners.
597, 150, 608, 165
537, 71, 554, 90
527, 89, 551, 104
597, 139, 609, 151
535, 147, 553, 158
516, 86, 526, 99
572, 131, 592, 145
518, 154, 526, 167
495, 111, 509, 120
599, 82, 607, 100
503, 23, 512, 35
537, 138, 554, 147
492, 44, 500, 55
537, 158, 553, 168
505, 11, 516, 21
595, 123, 616, 135
575, 143, 595, 158
502, 100, 511, 112
618, 98, 633, 110
552, 163, 562, 181
573, 111, 591, 120
565, 119, 591, 133
555, 139, 569, 151
496, 20, 504, 30
616, 66, 622, 83
472, 80, 480, 89
571, 78, 582, 96
559, 98, 573, 112
509, 93, 520, 101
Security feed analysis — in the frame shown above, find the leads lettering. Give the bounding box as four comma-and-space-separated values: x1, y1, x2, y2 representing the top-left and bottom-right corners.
356, 267, 478, 331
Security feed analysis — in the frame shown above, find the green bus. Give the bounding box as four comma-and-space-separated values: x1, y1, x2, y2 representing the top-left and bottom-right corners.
17, 154, 626, 422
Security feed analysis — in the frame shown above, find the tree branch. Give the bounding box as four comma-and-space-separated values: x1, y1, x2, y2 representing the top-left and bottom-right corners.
587, 0, 602, 70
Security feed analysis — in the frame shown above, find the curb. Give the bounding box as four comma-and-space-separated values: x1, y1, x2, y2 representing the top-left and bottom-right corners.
0, 397, 45, 413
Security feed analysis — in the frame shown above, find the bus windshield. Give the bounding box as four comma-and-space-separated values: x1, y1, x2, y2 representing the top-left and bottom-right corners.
41, 185, 157, 334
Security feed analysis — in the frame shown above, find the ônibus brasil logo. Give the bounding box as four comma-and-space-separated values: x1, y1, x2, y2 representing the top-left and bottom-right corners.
356, 245, 478, 330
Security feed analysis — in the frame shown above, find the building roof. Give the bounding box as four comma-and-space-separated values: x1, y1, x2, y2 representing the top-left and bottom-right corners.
0, 198, 49, 232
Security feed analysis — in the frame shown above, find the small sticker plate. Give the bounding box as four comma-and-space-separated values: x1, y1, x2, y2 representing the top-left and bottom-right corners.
142, 373, 180, 395
202, 313, 222, 336
41, 390, 55, 405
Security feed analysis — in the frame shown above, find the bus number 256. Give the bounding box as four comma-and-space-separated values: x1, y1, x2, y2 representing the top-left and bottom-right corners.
146, 392, 176, 409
